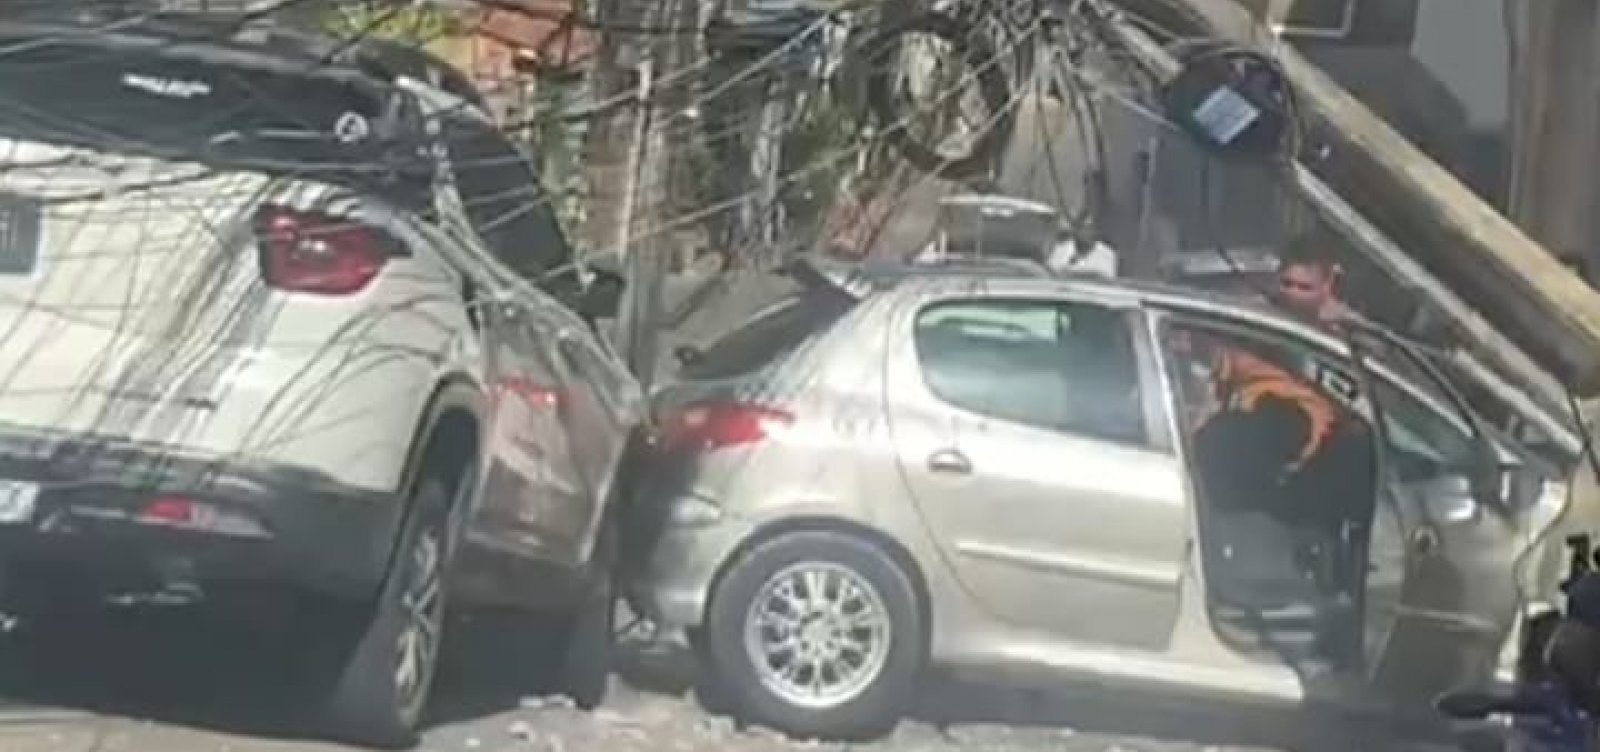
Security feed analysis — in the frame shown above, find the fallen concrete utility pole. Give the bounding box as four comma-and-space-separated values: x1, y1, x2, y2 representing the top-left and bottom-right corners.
1292, 163, 1581, 455
1101, 8, 1578, 448
1107, 3, 1600, 612
1113, 0, 1600, 399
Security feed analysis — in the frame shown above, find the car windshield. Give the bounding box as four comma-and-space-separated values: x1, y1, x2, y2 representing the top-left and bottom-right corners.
0, 33, 403, 178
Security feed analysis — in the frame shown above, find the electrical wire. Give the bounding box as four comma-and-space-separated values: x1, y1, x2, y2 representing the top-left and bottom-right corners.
603, 9, 1042, 263
465, 0, 707, 35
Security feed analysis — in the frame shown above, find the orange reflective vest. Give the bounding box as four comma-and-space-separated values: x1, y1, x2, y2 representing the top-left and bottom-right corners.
1213, 348, 1339, 469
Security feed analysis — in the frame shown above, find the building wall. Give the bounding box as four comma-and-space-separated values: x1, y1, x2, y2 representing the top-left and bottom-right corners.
1292, 0, 1512, 205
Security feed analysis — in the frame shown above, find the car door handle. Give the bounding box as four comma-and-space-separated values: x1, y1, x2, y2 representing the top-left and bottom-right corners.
927, 449, 972, 475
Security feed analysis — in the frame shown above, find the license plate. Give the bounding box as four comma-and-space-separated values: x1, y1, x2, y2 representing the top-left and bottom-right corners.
0, 195, 41, 276
0, 480, 39, 524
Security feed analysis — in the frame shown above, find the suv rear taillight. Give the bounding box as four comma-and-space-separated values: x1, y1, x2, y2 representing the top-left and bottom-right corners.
254, 205, 391, 295
658, 402, 793, 454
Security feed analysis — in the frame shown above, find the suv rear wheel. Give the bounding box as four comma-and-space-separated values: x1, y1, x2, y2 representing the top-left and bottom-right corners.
322, 469, 462, 748
703, 530, 923, 740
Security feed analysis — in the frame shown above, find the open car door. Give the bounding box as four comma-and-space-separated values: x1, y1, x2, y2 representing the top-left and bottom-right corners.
1349, 328, 1530, 705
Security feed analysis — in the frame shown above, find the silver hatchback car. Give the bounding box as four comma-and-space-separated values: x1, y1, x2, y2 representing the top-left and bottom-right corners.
623, 256, 1570, 742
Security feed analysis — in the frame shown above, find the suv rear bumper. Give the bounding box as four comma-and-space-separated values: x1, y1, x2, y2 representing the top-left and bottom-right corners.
0, 432, 406, 602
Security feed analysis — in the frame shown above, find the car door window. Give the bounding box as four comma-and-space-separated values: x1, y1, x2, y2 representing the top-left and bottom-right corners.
1367, 377, 1479, 483
913, 298, 1146, 446
1345, 335, 1481, 484
1295, 354, 1475, 485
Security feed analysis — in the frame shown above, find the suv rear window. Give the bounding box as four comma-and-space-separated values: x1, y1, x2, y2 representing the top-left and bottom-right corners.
681, 286, 855, 381
0, 35, 398, 176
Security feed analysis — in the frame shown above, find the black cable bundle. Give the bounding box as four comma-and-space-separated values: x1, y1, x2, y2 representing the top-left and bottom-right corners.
1160, 42, 1296, 163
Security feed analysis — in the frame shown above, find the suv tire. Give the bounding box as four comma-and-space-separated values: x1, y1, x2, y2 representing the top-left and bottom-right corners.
703, 530, 923, 740
322, 471, 460, 748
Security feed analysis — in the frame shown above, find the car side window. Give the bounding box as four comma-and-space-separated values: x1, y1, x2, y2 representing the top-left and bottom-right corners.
1349, 336, 1482, 482
913, 298, 1146, 446
438, 113, 572, 280
1164, 319, 1475, 484
1369, 375, 1480, 482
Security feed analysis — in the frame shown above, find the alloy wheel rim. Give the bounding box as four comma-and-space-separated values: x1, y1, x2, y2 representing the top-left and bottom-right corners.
742, 561, 892, 709
395, 525, 443, 713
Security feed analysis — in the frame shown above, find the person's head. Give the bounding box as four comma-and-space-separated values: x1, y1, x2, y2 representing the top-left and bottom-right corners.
1276, 233, 1343, 319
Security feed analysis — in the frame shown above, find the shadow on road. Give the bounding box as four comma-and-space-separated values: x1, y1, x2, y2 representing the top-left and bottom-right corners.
0, 607, 574, 743
609, 639, 1377, 752
0, 610, 313, 739
0, 608, 1390, 751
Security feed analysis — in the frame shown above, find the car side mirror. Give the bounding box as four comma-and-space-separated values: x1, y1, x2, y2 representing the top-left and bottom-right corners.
1467, 441, 1514, 509
544, 265, 625, 322
577, 267, 625, 321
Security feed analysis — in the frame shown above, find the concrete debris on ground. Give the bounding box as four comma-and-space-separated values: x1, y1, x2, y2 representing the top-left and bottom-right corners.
0, 675, 1296, 752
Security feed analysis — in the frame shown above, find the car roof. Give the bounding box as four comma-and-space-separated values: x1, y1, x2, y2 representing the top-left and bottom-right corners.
802, 254, 1335, 347
802, 254, 1469, 414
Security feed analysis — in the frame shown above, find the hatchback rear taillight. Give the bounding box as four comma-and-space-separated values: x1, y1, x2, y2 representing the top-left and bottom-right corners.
254, 205, 391, 295
658, 402, 793, 453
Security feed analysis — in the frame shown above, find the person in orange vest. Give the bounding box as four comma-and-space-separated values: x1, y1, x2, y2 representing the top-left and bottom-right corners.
1216, 347, 1339, 471
1182, 333, 1344, 500
1181, 337, 1374, 644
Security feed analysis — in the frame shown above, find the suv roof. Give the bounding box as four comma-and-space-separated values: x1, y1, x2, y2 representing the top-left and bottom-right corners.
0, 13, 483, 106
0, 18, 436, 190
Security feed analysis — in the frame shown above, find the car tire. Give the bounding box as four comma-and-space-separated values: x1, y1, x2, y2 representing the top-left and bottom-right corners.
703, 530, 923, 740
321, 473, 458, 749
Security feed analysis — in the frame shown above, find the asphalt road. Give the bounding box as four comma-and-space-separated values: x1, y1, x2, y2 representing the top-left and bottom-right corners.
0, 607, 1360, 752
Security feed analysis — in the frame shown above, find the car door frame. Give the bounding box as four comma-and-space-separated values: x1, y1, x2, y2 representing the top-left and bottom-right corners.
396, 215, 577, 558
522, 292, 645, 562
1148, 306, 1520, 698
883, 279, 1192, 650
1144, 308, 1407, 673
1346, 329, 1526, 702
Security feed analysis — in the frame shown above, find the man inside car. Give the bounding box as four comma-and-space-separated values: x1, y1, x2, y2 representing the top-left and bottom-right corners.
1174, 326, 1373, 650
